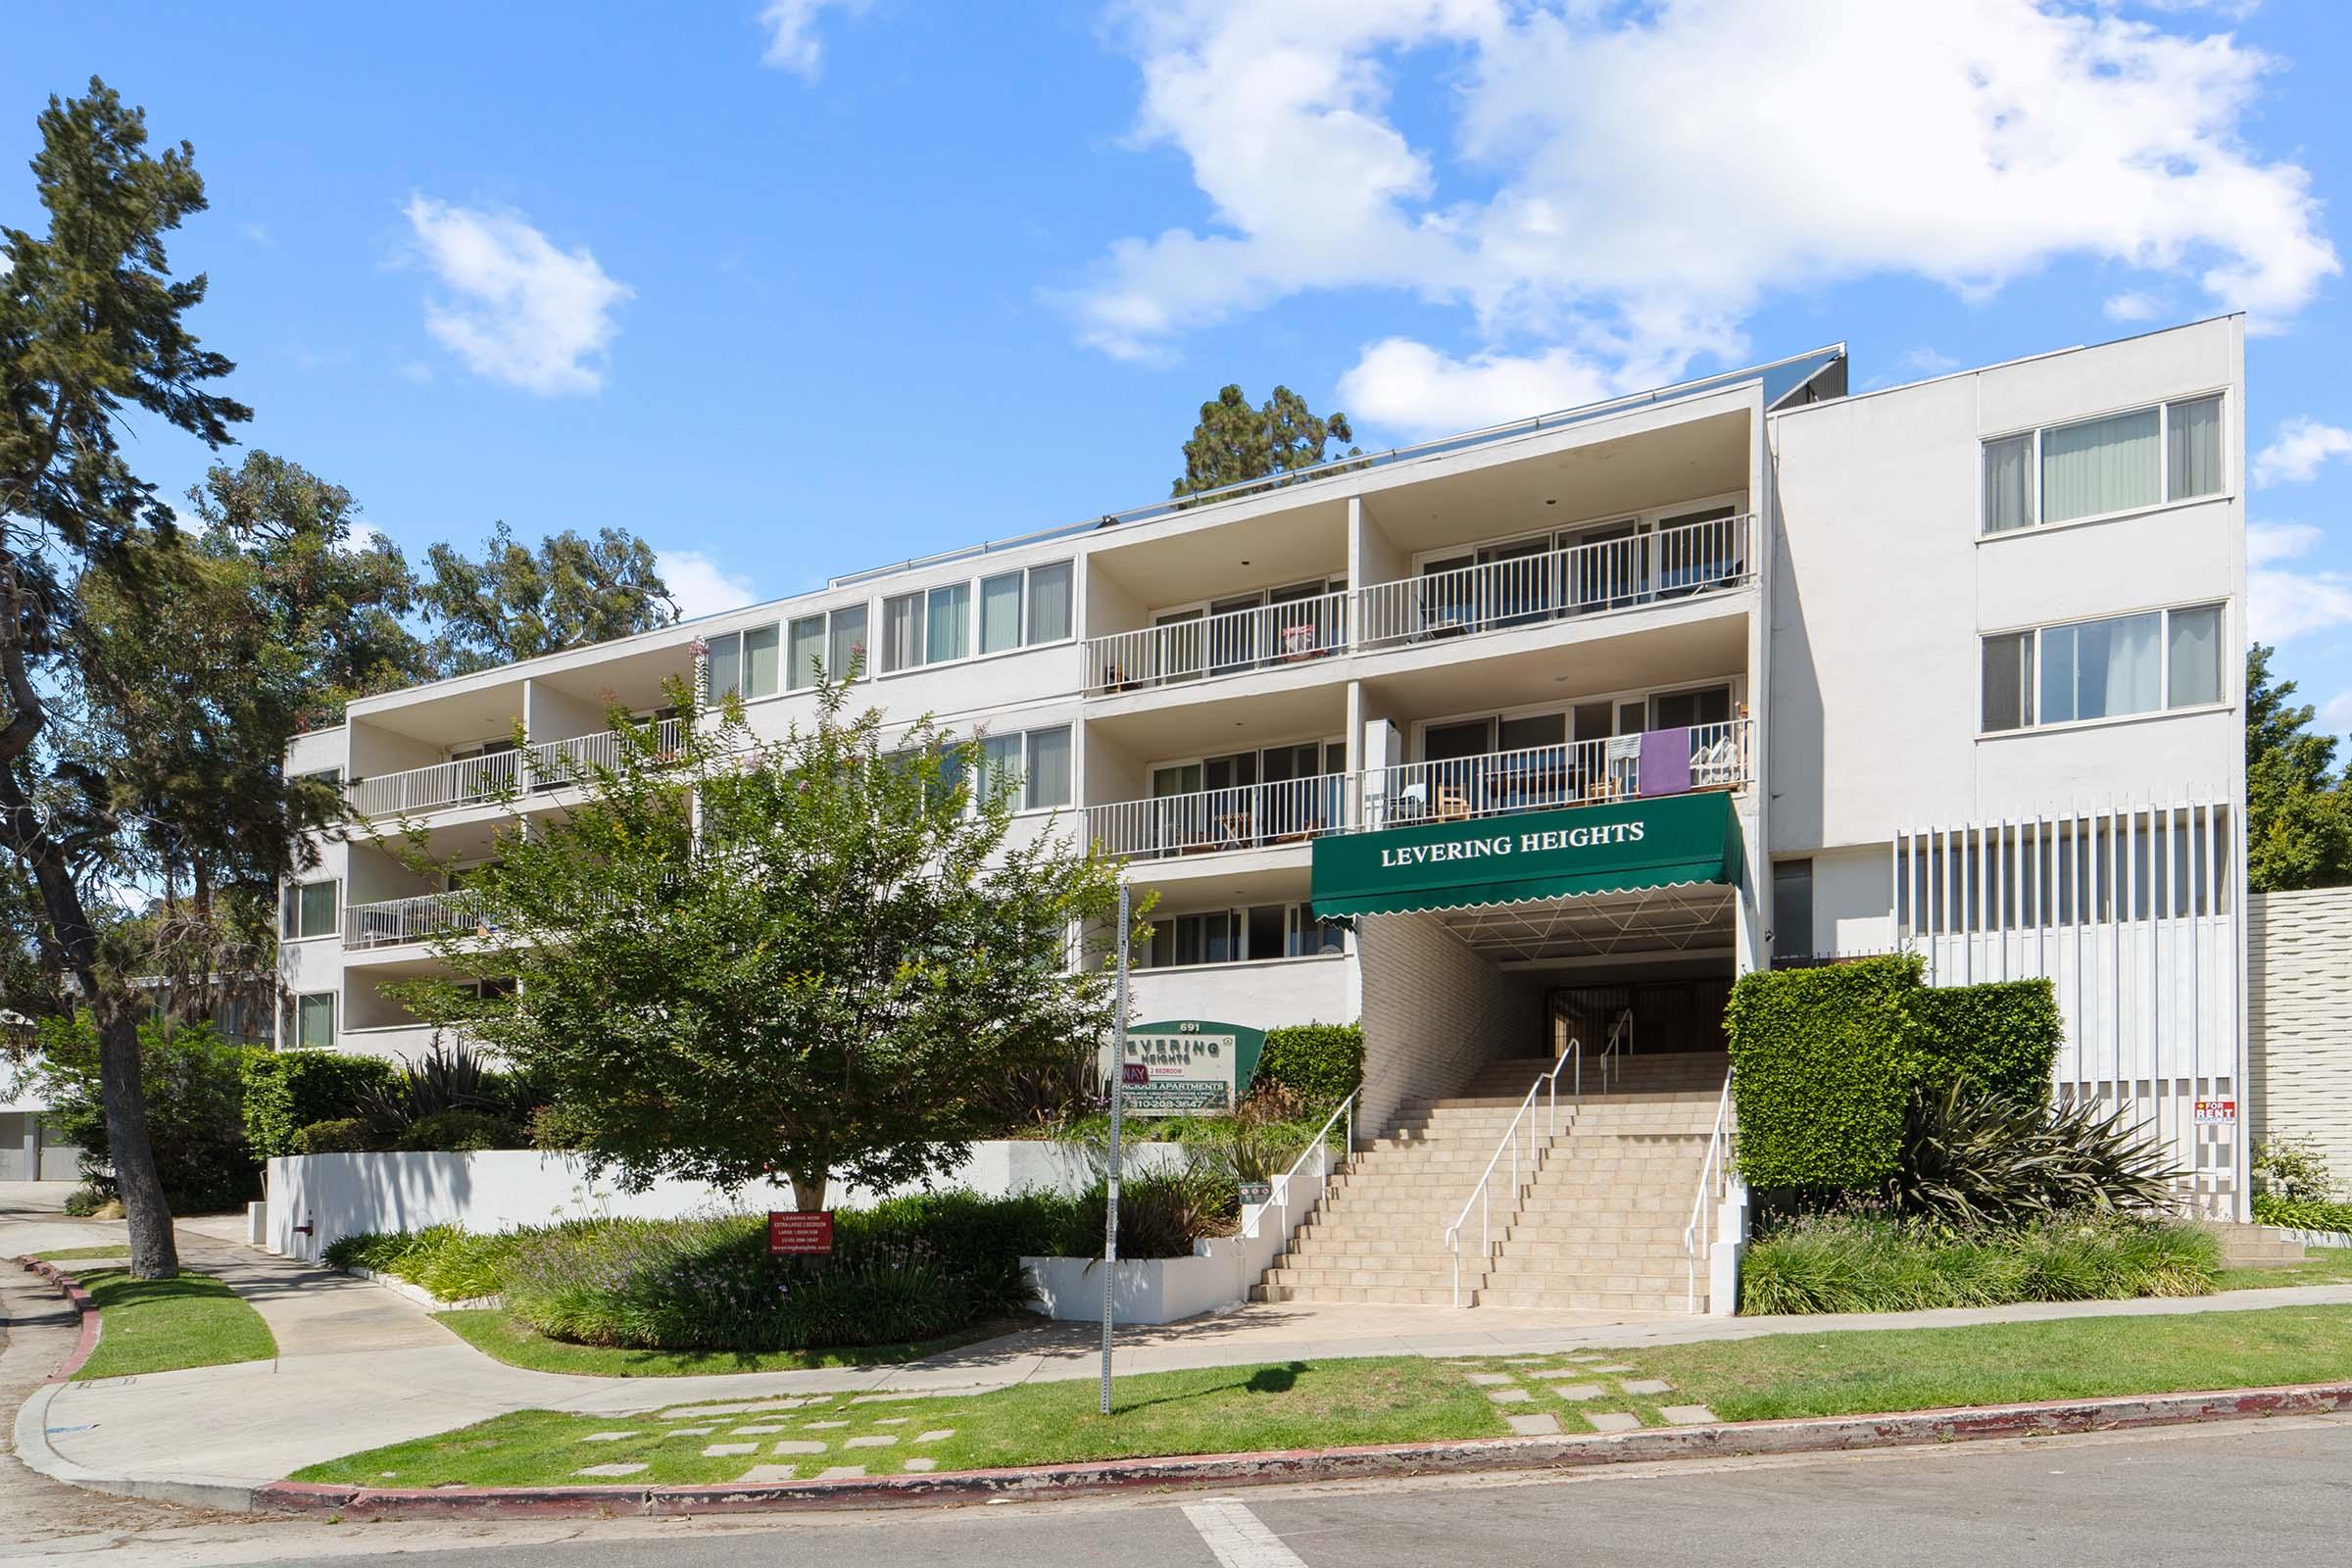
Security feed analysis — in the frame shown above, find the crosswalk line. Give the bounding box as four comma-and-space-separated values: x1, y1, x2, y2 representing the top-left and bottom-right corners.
1182, 1499, 1311, 1567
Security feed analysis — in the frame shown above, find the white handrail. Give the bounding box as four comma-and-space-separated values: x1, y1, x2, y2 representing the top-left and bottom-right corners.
1087, 772, 1348, 860
1682, 1072, 1735, 1313
1443, 1042, 1579, 1308
1249, 1091, 1357, 1244
1596, 1007, 1635, 1094
1086, 589, 1348, 695
1356, 719, 1752, 835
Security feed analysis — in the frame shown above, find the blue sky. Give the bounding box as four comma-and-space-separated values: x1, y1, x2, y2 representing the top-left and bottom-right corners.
9, 2, 2352, 724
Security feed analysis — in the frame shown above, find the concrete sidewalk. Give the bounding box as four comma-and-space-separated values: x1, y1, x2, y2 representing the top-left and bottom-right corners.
11, 1214, 2352, 1506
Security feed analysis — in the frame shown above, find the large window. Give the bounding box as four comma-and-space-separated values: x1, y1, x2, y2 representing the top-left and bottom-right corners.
1983, 395, 2226, 534
970, 724, 1072, 810
776, 604, 869, 689
707, 623, 782, 701
290, 991, 335, 1050
1981, 603, 2227, 732
280, 879, 337, 941
1144, 903, 1344, 968
888, 562, 1073, 669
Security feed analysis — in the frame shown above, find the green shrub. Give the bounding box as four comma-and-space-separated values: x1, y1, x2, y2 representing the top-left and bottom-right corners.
293, 1117, 378, 1154
1728, 955, 1928, 1189
2252, 1193, 2352, 1235
242, 1052, 399, 1159
30, 1013, 260, 1211
2252, 1137, 2340, 1203
62, 1185, 102, 1217
359, 1040, 545, 1134
1910, 980, 2062, 1104
1740, 1209, 2220, 1314
1253, 1022, 1363, 1105
1892, 1082, 2181, 1227
323, 1223, 538, 1301
395, 1109, 528, 1152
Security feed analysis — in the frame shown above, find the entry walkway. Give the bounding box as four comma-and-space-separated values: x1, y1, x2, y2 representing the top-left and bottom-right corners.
12, 1209, 2352, 1495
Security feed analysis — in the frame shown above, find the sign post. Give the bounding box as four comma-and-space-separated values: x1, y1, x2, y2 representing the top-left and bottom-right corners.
1101, 879, 1129, 1417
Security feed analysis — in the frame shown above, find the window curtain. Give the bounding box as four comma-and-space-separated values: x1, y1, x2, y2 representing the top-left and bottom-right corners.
707, 630, 743, 700
2167, 396, 2223, 501
1983, 434, 2033, 533
743, 624, 780, 699
2169, 605, 2223, 707
829, 605, 867, 679
2097, 612, 2161, 717
786, 616, 825, 688
2041, 409, 2159, 523
976, 733, 1021, 804
881, 595, 922, 672
927, 582, 969, 662
1025, 725, 1072, 808
980, 571, 1023, 654
1027, 562, 1072, 643
297, 992, 334, 1049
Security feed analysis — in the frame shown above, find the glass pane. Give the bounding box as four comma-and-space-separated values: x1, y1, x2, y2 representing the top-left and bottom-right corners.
1024, 726, 1072, 808
2169, 604, 2223, 707
1572, 701, 1615, 739
1983, 434, 2034, 533
1496, 712, 1566, 752
2040, 408, 2159, 523
1982, 633, 2030, 731
1425, 719, 1494, 761
299, 881, 337, 940
980, 571, 1023, 654
881, 594, 922, 673
976, 734, 1022, 804
926, 582, 969, 663
1027, 562, 1072, 643
707, 630, 743, 701
1202, 911, 1236, 964
787, 616, 825, 688
1772, 859, 1814, 959
828, 605, 867, 680
2074, 612, 2160, 721
743, 624, 780, 699
297, 992, 334, 1049
1174, 915, 1202, 968
1247, 905, 1285, 960
1150, 922, 1175, 968
2039, 625, 2076, 725
2167, 395, 2223, 500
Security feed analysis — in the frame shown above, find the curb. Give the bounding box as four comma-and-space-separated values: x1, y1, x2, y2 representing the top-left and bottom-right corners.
15, 1255, 103, 1382
340, 1265, 500, 1313
249, 1378, 2352, 1519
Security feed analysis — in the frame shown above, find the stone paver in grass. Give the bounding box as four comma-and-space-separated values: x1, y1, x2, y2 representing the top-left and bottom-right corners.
1548, 1383, 1606, 1400
1464, 1372, 1516, 1386
581, 1431, 641, 1443
1619, 1378, 1673, 1396
1505, 1413, 1562, 1436
702, 1443, 759, 1457
574, 1462, 648, 1478
875, 1417, 909, 1426
740, 1464, 799, 1483
771, 1441, 828, 1455
914, 1430, 955, 1444
808, 1419, 851, 1429
1659, 1405, 1720, 1426
1584, 1411, 1642, 1433
1588, 1364, 1637, 1374
845, 1434, 899, 1448
732, 1424, 786, 1435
1487, 1388, 1532, 1404
903, 1458, 938, 1473
815, 1465, 867, 1480
665, 1426, 717, 1437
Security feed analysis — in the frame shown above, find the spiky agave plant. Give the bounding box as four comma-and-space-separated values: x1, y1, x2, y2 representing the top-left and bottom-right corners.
1892, 1080, 2181, 1230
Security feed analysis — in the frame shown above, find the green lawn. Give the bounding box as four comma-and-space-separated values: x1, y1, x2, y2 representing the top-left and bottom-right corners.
433, 1308, 1026, 1377
71, 1266, 276, 1381
2216, 1249, 2352, 1293
293, 1303, 2352, 1490
32, 1245, 131, 1262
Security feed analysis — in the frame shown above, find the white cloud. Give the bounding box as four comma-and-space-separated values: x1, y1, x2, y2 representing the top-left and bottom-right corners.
1901, 347, 1960, 375
404, 196, 632, 396
1078, 0, 2336, 412
2245, 519, 2352, 642
2102, 289, 2166, 322
2323, 690, 2352, 734
660, 550, 758, 619
2254, 416, 2352, 487
759, 0, 870, 78
336, 521, 388, 555
1338, 337, 1627, 436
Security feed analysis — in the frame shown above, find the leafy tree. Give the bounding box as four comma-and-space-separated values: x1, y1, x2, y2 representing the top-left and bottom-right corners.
2245, 643, 2352, 893
0, 79, 255, 1275
417, 520, 678, 676
31, 1013, 259, 1211
394, 674, 1138, 1210
1171, 384, 1359, 500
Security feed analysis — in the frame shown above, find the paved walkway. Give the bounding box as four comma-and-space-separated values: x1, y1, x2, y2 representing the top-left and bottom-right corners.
9, 1205, 2351, 1495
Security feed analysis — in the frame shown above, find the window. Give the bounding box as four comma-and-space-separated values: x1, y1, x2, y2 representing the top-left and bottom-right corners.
827, 604, 868, 680
1772, 859, 1814, 960
1982, 603, 2226, 732
1983, 395, 2227, 534
1144, 905, 1343, 967
292, 992, 334, 1050
708, 632, 741, 700
980, 571, 1024, 655
1289, 904, 1346, 956
281, 879, 337, 941
1027, 562, 1073, 643
881, 593, 923, 673
786, 614, 827, 690
707, 624, 782, 701
296, 766, 343, 788
975, 733, 1023, 805
927, 582, 969, 663
1024, 725, 1072, 809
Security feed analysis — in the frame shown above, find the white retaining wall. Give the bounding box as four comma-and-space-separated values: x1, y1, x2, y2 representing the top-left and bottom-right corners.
1356, 911, 1543, 1136
2250, 887, 2352, 1185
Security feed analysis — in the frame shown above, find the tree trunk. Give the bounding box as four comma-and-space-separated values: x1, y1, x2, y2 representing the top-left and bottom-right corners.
789, 1171, 829, 1212
92, 992, 179, 1277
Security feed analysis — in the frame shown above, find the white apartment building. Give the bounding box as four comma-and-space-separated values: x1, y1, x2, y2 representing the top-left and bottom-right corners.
279, 317, 2250, 1253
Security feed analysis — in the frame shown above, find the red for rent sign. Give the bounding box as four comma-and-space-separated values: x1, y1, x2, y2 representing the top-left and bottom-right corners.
767, 1211, 835, 1255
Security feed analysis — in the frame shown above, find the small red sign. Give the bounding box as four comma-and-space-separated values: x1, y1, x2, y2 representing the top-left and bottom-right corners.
767, 1211, 834, 1255
2193, 1099, 2237, 1126
1122, 1062, 1150, 1087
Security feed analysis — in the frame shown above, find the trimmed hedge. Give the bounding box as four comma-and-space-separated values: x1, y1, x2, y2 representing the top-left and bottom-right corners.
243, 1052, 399, 1159
1727, 955, 2063, 1192
294, 1117, 378, 1154
1253, 1022, 1364, 1104
395, 1108, 529, 1152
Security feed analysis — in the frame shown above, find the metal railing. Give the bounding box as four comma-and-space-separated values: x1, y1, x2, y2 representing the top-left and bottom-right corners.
1244, 1090, 1357, 1244
1445, 1043, 1580, 1308
348, 718, 685, 818
1085, 589, 1349, 694
1595, 1007, 1635, 1095
1353, 513, 1751, 650
1683, 1071, 1736, 1313
343, 890, 485, 950
1087, 772, 1349, 860
1361, 719, 1749, 832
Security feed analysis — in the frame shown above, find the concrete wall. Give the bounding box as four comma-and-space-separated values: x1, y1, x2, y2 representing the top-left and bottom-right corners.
2250, 887, 2352, 1185
1127, 955, 1355, 1035
1356, 911, 1543, 1136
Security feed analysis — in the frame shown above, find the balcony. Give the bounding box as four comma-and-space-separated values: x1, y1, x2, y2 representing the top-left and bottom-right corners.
344, 890, 484, 951
347, 718, 685, 819
1081, 513, 1751, 697
1090, 718, 1752, 864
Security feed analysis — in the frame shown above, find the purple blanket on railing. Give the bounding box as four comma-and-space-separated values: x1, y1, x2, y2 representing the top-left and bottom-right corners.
1638, 725, 1691, 797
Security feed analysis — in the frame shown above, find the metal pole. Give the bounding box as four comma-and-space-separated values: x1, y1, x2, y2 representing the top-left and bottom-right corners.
1100, 880, 1130, 1417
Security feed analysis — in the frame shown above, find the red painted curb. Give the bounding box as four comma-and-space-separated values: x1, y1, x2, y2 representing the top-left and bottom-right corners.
248, 1378, 2352, 1520
15, 1256, 102, 1382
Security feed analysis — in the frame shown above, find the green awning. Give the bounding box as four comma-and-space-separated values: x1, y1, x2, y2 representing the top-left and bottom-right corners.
1310, 791, 1742, 919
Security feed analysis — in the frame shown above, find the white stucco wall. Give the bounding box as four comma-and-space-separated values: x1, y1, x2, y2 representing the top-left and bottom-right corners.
1356, 912, 1542, 1137
2249, 888, 2352, 1187
1125, 955, 1355, 1034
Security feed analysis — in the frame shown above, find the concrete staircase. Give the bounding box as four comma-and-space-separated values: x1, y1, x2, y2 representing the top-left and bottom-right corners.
1256, 1050, 1731, 1313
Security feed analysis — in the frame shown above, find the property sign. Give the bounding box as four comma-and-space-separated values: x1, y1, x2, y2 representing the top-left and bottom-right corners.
1106, 1019, 1267, 1115
2193, 1099, 2238, 1125
766, 1211, 835, 1254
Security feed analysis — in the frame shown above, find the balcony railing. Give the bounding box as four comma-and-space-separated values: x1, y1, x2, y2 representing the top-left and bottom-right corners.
1086, 719, 1751, 864
1081, 513, 1750, 695
344, 890, 485, 950
347, 718, 685, 818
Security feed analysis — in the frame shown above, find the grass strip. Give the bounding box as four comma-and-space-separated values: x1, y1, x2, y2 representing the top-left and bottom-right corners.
71, 1266, 276, 1381
433, 1307, 1023, 1376
296, 1302, 2352, 1490
30, 1245, 131, 1262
